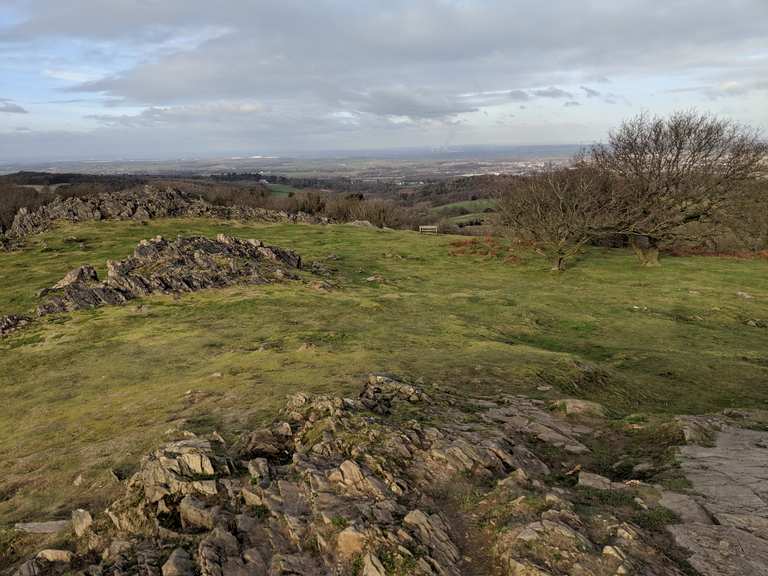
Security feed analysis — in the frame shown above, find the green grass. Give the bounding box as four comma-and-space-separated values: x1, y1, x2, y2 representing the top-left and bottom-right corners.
448, 212, 493, 225
266, 183, 303, 196
0, 218, 767, 524
431, 198, 496, 215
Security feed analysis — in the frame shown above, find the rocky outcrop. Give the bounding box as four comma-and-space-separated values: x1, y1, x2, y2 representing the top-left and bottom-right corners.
36, 234, 301, 316
0, 314, 31, 337
663, 414, 768, 576
3, 185, 322, 245
11, 375, 696, 576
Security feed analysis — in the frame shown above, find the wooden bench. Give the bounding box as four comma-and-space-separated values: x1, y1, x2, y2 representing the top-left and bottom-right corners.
419, 225, 439, 235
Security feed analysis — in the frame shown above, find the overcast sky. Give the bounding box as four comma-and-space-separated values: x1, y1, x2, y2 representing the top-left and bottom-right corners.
1, 0, 766, 162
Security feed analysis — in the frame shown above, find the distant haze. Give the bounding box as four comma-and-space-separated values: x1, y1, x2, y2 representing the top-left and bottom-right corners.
1, 1, 766, 162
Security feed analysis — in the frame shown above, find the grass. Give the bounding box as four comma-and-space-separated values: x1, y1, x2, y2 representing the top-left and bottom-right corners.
431, 198, 496, 215
447, 212, 493, 225
265, 183, 303, 197
0, 218, 767, 525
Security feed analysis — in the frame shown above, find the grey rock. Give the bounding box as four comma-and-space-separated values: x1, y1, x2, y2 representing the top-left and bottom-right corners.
162, 548, 195, 576
13, 520, 70, 534
71, 508, 93, 537
36, 549, 73, 563
12, 374, 700, 576
668, 524, 768, 576
578, 471, 628, 491
37, 235, 302, 317
179, 495, 218, 530
551, 398, 606, 417
665, 417, 768, 574
247, 458, 271, 486
0, 314, 31, 338
13, 559, 46, 576
659, 491, 711, 524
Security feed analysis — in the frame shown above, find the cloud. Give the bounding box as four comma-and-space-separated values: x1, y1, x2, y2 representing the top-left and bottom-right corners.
347, 87, 477, 120
532, 87, 573, 99
667, 78, 768, 100
508, 90, 531, 102
0, 99, 28, 113
0, 1, 767, 159
87, 101, 268, 127
564, 101, 581, 107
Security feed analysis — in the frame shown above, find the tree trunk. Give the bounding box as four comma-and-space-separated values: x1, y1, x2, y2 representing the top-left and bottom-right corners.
629, 235, 661, 266
551, 254, 567, 271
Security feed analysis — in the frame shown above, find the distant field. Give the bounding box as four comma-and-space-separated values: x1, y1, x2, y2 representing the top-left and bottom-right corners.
431, 198, 497, 215
448, 212, 494, 225
1, 219, 767, 524
266, 182, 303, 196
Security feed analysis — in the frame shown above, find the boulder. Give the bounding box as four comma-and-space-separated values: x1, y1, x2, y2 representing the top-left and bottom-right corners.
336, 526, 367, 559
52, 265, 99, 289
247, 458, 270, 486
551, 398, 606, 417
36, 549, 73, 563
179, 495, 218, 530
362, 553, 387, 576
578, 471, 627, 491
162, 548, 195, 576
71, 509, 93, 537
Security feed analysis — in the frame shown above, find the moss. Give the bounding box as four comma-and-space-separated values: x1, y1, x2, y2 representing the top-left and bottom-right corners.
632, 507, 680, 531
249, 505, 270, 520
572, 487, 638, 509
348, 554, 365, 576
377, 546, 420, 576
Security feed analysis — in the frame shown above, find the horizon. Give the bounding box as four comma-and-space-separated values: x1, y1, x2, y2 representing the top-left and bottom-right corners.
1, 1, 767, 162
0, 142, 587, 170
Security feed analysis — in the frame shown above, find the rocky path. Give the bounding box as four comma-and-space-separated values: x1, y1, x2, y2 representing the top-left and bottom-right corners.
666, 416, 768, 576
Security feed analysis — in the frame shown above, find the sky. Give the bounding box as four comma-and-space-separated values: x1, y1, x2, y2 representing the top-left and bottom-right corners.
0, 0, 766, 162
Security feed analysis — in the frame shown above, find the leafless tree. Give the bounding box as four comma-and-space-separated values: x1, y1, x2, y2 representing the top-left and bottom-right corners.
590, 111, 767, 265
718, 179, 768, 252
495, 165, 606, 271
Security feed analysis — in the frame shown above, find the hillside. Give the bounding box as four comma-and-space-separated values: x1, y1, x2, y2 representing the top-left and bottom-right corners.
1, 218, 767, 574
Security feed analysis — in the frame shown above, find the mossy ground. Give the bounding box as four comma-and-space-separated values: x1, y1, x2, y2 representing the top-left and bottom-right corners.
1, 218, 767, 525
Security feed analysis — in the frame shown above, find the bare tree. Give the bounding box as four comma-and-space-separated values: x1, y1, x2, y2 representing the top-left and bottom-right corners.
718, 179, 768, 252
591, 111, 767, 265
495, 165, 606, 271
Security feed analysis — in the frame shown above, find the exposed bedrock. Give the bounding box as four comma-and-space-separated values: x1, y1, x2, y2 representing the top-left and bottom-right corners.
11, 375, 699, 576
36, 234, 302, 316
